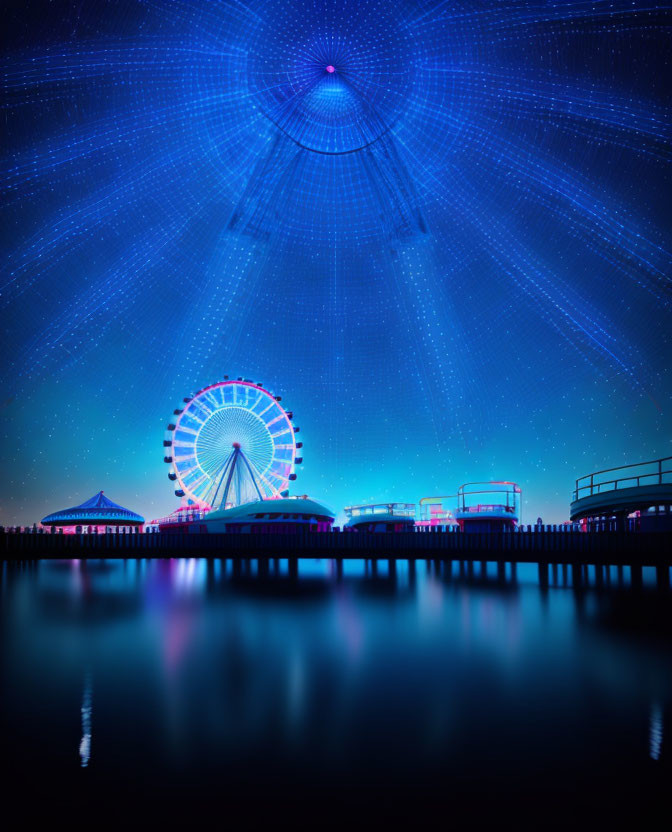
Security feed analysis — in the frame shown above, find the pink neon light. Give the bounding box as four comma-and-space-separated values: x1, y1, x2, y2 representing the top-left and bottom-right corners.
326, 65, 335, 73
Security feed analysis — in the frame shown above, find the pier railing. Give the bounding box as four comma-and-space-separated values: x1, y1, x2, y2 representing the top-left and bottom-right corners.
573, 456, 672, 501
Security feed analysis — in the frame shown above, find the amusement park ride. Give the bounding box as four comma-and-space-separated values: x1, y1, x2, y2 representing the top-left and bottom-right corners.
164, 377, 300, 506
33, 372, 670, 536
33, 378, 671, 535
155, 377, 335, 532
152, 375, 525, 534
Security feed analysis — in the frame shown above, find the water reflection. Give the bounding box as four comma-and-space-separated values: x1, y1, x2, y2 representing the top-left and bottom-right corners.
650, 703, 663, 761
79, 671, 92, 768
1, 557, 670, 820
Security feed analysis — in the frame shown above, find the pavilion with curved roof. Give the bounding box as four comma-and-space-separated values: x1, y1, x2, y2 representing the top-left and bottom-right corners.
41, 491, 144, 532
205, 497, 334, 534
344, 503, 416, 532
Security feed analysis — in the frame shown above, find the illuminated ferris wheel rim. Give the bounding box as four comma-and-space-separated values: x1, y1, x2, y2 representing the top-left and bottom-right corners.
163, 378, 302, 508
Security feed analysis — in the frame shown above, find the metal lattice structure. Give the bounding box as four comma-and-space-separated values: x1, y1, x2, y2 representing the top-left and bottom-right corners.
163, 379, 302, 509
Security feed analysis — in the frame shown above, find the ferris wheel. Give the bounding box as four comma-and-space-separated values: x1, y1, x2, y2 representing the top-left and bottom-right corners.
163, 378, 302, 509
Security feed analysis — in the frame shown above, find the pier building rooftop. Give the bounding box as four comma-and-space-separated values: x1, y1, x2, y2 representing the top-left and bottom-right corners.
41, 491, 144, 529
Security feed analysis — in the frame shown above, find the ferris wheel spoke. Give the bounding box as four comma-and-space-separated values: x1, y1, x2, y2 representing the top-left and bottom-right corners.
270, 458, 291, 472
186, 473, 210, 493
255, 469, 280, 496
265, 472, 286, 488
191, 402, 212, 421
256, 402, 274, 419
265, 414, 286, 429
177, 464, 200, 479
192, 394, 212, 411
184, 411, 206, 426
173, 440, 198, 450
174, 459, 196, 471
270, 428, 291, 439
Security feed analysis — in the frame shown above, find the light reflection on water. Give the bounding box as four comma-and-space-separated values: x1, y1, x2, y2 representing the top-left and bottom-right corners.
1, 557, 670, 819
79, 670, 92, 768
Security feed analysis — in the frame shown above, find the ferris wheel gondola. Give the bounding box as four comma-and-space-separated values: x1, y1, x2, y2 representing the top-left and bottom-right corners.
163, 379, 300, 509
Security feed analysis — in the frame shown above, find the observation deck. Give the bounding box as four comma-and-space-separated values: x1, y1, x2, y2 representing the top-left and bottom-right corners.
570, 457, 672, 530
344, 503, 416, 532
455, 482, 521, 533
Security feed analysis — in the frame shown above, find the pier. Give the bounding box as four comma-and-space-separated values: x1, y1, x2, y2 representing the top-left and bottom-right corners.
570, 456, 672, 531
2, 528, 670, 565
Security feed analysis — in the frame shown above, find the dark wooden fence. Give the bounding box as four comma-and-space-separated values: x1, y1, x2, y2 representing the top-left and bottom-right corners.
2, 529, 670, 565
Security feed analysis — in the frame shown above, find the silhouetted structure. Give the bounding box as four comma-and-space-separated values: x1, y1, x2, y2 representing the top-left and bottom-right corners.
344, 503, 416, 532
41, 491, 144, 533
571, 457, 672, 531
205, 497, 334, 533
455, 482, 521, 533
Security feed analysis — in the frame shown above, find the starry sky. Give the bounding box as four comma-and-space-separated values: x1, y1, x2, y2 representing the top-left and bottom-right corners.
1, 0, 670, 526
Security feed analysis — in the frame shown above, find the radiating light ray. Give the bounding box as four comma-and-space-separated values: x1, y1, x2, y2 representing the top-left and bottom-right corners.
395, 131, 648, 388
0, 0, 669, 484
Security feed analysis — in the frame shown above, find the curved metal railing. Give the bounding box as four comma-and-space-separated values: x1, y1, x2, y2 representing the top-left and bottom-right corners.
573, 456, 672, 502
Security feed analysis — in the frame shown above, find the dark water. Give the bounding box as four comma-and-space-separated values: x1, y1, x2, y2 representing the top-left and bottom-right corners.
2, 558, 671, 824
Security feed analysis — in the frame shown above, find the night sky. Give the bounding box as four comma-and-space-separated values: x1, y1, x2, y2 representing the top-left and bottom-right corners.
1, 0, 670, 526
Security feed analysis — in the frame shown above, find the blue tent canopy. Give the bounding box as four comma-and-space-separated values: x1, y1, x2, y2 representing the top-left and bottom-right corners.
41, 491, 144, 526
